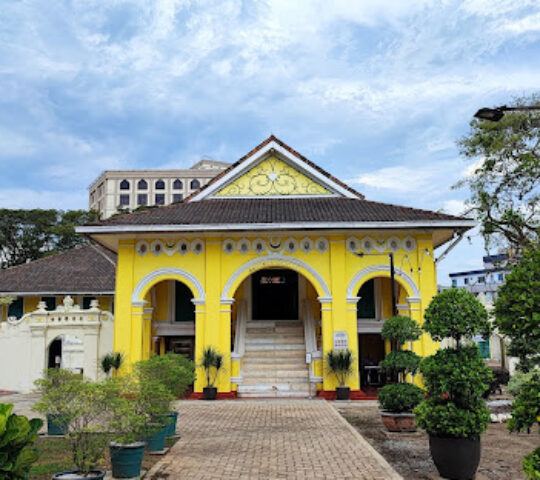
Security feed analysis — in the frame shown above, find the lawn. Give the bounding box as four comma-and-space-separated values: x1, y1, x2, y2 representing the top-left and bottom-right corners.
339, 405, 537, 480
30, 436, 178, 480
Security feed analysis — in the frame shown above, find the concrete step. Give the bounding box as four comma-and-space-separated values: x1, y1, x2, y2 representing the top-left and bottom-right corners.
237, 383, 310, 392
245, 337, 305, 345
243, 350, 306, 359
237, 390, 310, 398
246, 320, 302, 328
245, 344, 305, 352
242, 362, 307, 371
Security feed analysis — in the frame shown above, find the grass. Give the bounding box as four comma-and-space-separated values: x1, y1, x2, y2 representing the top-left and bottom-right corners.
30, 436, 179, 479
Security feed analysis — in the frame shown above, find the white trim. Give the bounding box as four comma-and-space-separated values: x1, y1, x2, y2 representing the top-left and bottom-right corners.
189, 141, 358, 201
406, 297, 421, 303
220, 254, 332, 300
77, 219, 475, 235
346, 265, 420, 298
131, 267, 205, 305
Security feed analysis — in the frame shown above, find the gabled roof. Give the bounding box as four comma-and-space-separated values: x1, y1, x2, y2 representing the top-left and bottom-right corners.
0, 245, 116, 295
186, 136, 364, 201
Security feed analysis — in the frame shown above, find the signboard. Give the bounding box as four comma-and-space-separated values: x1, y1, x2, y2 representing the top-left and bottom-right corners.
333, 331, 349, 351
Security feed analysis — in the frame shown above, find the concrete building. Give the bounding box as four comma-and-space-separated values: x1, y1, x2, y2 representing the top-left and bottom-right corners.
89, 159, 230, 219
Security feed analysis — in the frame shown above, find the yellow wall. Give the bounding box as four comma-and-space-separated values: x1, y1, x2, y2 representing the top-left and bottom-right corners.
113, 232, 439, 393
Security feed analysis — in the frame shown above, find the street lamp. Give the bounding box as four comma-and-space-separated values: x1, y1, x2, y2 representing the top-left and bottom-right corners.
474, 105, 540, 122
352, 251, 398, 316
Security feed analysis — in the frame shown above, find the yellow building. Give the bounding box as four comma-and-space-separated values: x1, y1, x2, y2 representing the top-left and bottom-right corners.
79, 136, 474, 398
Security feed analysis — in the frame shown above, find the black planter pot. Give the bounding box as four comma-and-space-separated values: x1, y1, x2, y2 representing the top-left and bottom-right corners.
52, 470, 106, 479
336, 386, 350, 400
429, 435, 481, 480
203, 387, 217, 400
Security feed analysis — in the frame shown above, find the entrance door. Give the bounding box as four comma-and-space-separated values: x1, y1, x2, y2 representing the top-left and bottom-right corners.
252, 269, 298, 320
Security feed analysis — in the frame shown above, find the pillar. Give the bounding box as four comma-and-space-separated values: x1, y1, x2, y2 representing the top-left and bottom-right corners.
83, 329, 100, 380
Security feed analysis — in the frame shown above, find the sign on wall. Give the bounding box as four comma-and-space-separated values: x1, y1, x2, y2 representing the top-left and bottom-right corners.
333, 331, 349, 351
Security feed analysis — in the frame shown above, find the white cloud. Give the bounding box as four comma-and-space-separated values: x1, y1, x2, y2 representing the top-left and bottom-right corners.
442, 199, 468, 216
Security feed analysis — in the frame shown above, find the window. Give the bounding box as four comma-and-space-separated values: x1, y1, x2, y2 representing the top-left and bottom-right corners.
155, 179, 165, 190
173, 179, 183, 189
7, 297, 23, 319
175, 282, 195, 322
478, 276, 485, 284
82, 297, 96, 309
119, 194, 130, 206
498, 273, 504, 282
357, 279, 376, 319
451, 279, 457, 287
137, 194, 148, 206
42, 296, 57, 311
120, 179, 130, 190
190, 179, 200, 190
90, 191, 95, 203
155, 194, 165, 205
137, 179, 148, 190
478, 339, 490, 359
464, 278, 469, 285
172, 193, 183, 203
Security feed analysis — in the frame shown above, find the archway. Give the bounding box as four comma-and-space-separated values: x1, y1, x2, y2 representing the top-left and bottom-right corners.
230, 267, 321, 398
47, 334, 84, 374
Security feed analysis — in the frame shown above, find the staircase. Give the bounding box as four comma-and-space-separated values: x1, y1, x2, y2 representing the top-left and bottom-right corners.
237, 320, 310, 398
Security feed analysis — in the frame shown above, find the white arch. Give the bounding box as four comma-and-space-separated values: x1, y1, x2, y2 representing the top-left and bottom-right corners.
221, 254, 332, 300
131, 267, 205, 305
346, 265, 420, 299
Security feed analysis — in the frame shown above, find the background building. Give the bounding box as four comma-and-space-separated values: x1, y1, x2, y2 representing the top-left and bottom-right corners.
89, 159, 230, 219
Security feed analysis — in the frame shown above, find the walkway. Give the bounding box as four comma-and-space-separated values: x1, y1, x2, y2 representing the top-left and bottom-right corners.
148, 400, 402, 480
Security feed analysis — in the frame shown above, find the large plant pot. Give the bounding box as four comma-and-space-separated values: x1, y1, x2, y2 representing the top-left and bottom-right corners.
203, 387, 217, 400
52, 470, 106, 479
47, 413, 68, 436
429, 435, 481, 480
155, 412, 178, 437
336, 386, 350, 400
109, 442, 145, 479
145, 423, 169, 452
380, 411, 416, 432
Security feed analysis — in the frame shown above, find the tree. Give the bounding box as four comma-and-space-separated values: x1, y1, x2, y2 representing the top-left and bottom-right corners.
456, 94, 540, 252
494, 248, 540, 372
0, 209, 99, 268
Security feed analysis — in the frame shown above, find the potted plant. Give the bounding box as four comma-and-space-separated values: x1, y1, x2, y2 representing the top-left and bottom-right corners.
378, 315, 424, 432
33, 368, 81, 436
33, 377, 110, 479
414, 288, 493, 480
200, 347, 223, 400
326, 349, 354, 400
100, 352, 124, 377
0, 403, 43, 479
134, 353, 196, 435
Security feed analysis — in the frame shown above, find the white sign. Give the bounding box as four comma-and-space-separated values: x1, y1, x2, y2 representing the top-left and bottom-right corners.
333, 331, 349, 351
305, 353, 312, 364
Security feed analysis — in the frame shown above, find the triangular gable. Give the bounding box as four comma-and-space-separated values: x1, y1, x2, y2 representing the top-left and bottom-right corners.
188, 136, 364, 201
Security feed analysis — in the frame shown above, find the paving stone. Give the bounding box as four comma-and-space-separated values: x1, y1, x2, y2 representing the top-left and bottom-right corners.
146, 400, 402, 480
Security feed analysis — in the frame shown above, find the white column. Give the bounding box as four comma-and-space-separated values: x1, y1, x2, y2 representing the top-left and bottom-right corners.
83, 329, 100, 381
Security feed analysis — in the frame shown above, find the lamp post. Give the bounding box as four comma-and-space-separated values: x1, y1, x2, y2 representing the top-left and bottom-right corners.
352, 251, 398, 316
474, 105, 540, 122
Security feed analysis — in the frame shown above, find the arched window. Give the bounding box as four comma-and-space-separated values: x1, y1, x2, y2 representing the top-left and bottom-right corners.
173, 179, 183, 189
155, 179, 165, 190
190, 179, 201, 190
137, 179, 148, 190
119, 179, 130, 190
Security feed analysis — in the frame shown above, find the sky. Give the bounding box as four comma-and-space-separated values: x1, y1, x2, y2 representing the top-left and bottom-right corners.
1, 0, 539, 283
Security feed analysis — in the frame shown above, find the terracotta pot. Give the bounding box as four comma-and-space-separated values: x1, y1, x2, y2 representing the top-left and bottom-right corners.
380, 411, 416, 432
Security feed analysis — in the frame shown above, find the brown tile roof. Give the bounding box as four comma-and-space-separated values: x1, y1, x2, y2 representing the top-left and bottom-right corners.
0, 245, 116, 294
89, 197, 471, 228
184, 135, 365, 201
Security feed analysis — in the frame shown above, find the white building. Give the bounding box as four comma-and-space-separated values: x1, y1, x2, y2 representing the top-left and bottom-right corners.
89, 159, 230, 219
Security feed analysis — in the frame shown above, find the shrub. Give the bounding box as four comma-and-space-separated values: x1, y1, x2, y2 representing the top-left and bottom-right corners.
508, 372, 540, 435
378, 383, 425, 413
326, 350, 354, 387
100, 352, 124, 376
200, 347, 224, 388
483, 367, 510, 398
522, 447, 540, 480
423, 288, 491, 343
135, 353, 195, 397
381, 314, 421, 349
379, 350, 421, 379
0, 403, 43, 480
507, 371, 536, 397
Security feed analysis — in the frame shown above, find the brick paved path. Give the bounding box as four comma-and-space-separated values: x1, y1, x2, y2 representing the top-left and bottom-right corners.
147, 400, 402, 480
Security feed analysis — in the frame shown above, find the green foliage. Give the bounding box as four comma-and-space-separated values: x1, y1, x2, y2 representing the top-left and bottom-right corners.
0, 209, 99, 269
0, 403, 43, 480
456, 94, 540, 251
200, 347, 224, 388
378, 383, 425, 413
423, 288, 490, 343
507, 371, 536, 397
523, 447, 540, 480
325, 349, 354, 387
33, 375, 110, 474
379, 350, 421, 380
507, 372, 540, 435
495, 248, 540, 372
414, 398, 491, 438
100, 352, 124, 376
381, 315, 422, 348
135, 353, 195, 397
